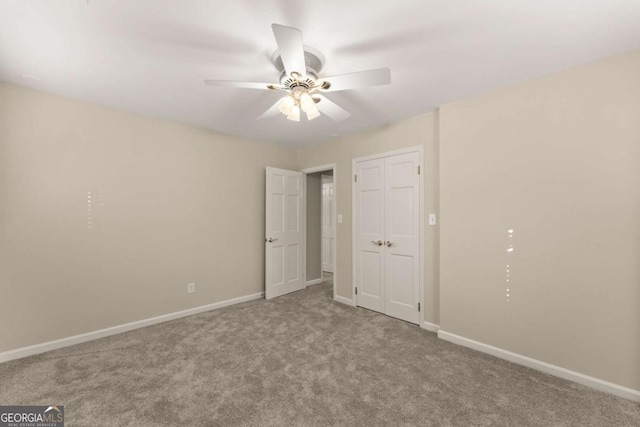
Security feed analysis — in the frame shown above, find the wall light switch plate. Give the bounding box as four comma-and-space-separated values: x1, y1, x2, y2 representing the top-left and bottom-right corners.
338, 214, 343, 223
428, 213, 437, 226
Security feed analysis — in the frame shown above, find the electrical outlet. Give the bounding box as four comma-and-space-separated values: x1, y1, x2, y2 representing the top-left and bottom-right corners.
187, 282, 196, 294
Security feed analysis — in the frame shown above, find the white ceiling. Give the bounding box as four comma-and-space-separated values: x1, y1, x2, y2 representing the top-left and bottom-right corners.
1, 1, 640, 147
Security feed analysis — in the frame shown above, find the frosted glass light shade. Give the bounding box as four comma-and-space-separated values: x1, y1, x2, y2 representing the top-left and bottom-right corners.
279, 96, 295, 115
287, 105, 300, 121
300, 92, 315, 113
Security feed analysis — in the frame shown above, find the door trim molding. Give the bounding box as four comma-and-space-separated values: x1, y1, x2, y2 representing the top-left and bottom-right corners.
334, 294, 356, 307
301, 163, 338, 302
352, 145, 425, 325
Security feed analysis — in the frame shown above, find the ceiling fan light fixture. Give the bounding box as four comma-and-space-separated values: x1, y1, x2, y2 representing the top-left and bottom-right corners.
204, 24, 390, 124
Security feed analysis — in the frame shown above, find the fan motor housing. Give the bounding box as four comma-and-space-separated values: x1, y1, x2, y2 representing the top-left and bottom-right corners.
272, 45, 325, 80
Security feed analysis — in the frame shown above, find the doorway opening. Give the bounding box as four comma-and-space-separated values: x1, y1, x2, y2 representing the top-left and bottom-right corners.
302, 164, 337, 300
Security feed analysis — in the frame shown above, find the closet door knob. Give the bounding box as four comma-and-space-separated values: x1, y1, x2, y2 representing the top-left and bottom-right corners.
371, 240, 383, 246
385, 241, 394, 247
266, 237, 279, 243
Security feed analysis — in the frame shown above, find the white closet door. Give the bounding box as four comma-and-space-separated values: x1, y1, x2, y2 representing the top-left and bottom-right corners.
383, 152, 420, 324
355, 158, 385, 313
265, 167, 304, 299
321, 175, 335, 273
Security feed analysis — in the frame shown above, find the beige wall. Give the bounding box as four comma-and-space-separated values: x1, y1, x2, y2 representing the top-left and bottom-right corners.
305, 172, 322, 281
439, 49, 640, 390
297, 113, 440, 325
0, 83, 297, 352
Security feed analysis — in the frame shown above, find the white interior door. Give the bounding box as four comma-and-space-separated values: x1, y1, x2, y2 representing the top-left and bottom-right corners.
354, 158, 385, 313
383, 152, 420, 324
265, 167, 304, 299
321, 175, 335, 273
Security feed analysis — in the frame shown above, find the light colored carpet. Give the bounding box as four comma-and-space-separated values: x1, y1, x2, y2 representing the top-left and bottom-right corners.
1, 278, 639, 426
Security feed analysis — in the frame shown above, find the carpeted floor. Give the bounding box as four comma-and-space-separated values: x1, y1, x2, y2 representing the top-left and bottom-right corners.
1, 277, 639, 426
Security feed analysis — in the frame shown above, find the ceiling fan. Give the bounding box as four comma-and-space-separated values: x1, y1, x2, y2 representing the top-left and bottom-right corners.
204, 24, 391, 122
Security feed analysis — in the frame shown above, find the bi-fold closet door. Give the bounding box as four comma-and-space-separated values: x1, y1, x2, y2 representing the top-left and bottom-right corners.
354, 150, 421, 324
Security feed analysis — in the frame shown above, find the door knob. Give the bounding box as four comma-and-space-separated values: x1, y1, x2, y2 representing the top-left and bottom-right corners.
266, 237, 279, 243
371, 240, 383, 246
385, 241, 394, 247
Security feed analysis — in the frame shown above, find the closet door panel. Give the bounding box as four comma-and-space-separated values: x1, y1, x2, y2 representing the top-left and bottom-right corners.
384, 152, 420, 324
355, 158, 385, 313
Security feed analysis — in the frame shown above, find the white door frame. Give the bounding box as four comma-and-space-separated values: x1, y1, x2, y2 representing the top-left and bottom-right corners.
301, 163, 338, 301
352, 146, 425, 325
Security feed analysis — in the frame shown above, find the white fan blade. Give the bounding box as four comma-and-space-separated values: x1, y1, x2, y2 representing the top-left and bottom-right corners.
272, 24, 306, 78
258, 99, 282, 120
315, 95, 351, 122
317, 68, 390, 92
204, 80, 282, 90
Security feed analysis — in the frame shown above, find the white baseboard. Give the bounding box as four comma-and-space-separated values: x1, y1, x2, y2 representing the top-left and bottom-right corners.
305, 278, 323, 287
0, 291, 264, 364
421, 321, 440, 333
438, 330, 640, 403
334, 295, 356, 306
